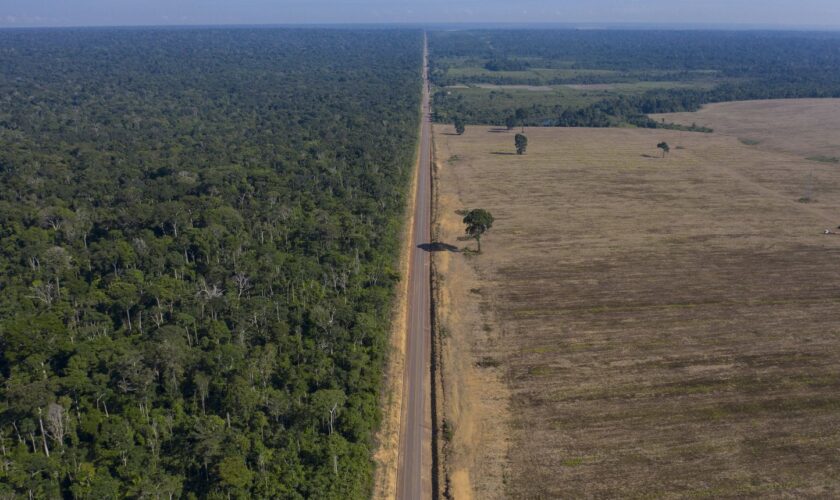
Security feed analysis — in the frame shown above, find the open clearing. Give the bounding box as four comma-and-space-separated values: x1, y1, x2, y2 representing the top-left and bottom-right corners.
653, 99, 840, 160
473, 83, 554, 92
564, 81, 718, 92
433, 110, 840, 498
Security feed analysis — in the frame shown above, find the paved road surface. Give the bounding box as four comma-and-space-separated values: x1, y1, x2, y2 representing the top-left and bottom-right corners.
396, 33, 432, 500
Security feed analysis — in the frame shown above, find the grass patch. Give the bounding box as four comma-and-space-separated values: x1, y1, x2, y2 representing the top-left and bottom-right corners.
806, 155, 840, 163
444, 66, 623, 85
528, 365, 552, 377
524, 344, 563, 354
561, 457, 585, 467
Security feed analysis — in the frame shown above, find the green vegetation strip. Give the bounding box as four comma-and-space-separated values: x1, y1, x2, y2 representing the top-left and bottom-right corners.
806, 155, 840, 163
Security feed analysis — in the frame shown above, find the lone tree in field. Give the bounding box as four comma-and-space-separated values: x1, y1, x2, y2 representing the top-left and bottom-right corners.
454, 117, 465, 135
505, 115, 517, 131
657, 141, 670, 158
463, 209, 494, 253
515, 133, 528, 155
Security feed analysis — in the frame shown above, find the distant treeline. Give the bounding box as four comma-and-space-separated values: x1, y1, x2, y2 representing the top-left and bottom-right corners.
429, 30, 840, 127
558, 81, 840, 128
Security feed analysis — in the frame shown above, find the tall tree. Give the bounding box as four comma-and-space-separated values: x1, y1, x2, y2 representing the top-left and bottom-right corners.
453, 116, 466, 135
463, 209, 495, 253
515, 133, 528, 155
657, 141, 670, 158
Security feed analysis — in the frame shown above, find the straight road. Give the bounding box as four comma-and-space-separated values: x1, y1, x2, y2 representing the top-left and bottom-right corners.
396, 33, 432, 500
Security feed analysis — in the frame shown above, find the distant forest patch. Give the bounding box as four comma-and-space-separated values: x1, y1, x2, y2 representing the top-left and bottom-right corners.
429, 30, 840, 128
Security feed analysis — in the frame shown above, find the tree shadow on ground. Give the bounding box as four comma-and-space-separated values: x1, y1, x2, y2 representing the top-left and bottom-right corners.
488, 128, 511, 133
441, 132, 461, 136
491, 151, 516, 155
640, 154, 659, 158
418, 242, 460, 252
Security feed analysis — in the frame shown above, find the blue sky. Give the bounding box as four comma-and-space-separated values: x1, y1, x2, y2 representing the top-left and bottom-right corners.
2, 0, 839, 28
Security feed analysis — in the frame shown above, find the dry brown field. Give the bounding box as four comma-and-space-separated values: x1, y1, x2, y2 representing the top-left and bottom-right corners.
433, 107, 840, 498
652, 99, 840, 160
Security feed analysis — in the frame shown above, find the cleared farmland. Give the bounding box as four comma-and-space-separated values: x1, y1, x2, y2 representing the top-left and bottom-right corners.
653, 99, 840, 161
433, 115, 840, 498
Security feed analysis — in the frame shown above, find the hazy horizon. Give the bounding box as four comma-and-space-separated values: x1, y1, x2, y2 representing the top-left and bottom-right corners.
2, 0, 840, 29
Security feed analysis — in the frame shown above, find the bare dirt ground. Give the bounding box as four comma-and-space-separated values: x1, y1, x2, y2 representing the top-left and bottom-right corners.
652, 98, 840, 160
372, 125, 417, 500
433, 114, 840, 498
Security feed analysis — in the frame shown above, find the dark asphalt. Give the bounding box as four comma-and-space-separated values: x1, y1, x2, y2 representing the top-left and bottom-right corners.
396, 33, 432, 500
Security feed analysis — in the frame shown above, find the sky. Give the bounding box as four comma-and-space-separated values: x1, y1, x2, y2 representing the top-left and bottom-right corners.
2, 0, 840, 29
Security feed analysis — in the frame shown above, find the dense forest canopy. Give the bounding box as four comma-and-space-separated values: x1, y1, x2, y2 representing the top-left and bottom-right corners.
431, 30, 840, 75
0, 27, 422, 498
429, 30, 840, 127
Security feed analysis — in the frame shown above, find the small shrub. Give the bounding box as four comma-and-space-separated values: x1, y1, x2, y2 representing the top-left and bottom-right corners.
476, 356, 500, 368
442, 419, 454, 443
806, 155, 840, 164
439, 326, 449, 339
